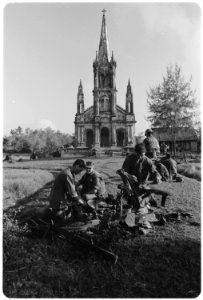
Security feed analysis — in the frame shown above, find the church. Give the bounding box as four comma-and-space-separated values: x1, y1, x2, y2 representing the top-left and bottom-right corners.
74, 10, 136, 149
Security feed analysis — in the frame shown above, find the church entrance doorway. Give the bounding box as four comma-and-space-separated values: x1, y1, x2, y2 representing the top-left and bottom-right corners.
117, 128, 125, 147
101, 127, 110, 147
86, 129, 94, 148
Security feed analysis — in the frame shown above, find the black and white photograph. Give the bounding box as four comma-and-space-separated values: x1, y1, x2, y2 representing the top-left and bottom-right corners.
2, 1, 201, 298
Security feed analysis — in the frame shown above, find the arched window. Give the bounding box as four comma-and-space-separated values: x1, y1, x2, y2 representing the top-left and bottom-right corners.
101, 99, 104, 110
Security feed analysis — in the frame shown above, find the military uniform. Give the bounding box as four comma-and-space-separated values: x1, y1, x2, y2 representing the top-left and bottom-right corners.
122, 153, 161, 184
78, 170, 101, 198
49, 168, 78, 211
161, 157, 177, 178
143, 136, 160, 158
155, 162, 169, 181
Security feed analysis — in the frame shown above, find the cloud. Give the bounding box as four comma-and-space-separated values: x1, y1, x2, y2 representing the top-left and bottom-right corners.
137, 3, 200, 91
36, 119, 57, 130
138, 4, 197, 39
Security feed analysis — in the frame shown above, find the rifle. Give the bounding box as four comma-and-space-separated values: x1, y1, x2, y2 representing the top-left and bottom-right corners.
20, 214, 118, 264
116, 169, 141, 210
56, 227, 118, 264
116, 169, 171, 208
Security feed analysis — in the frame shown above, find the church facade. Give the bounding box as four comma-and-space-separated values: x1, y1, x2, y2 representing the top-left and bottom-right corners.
74, 11, 136, 149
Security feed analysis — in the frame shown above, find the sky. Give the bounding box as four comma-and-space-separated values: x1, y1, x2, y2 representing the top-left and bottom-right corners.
3, 1, 201, 136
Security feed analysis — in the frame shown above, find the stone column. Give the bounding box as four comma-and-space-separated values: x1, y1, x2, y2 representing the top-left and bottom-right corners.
75, 124, 78, 147
77, 126, 81, 145
94, 124, 100, 148
111, 93, 116, 116
111, 124, 116, 146
113, 68, 116, 89
94, 92, 99, 116
81, 127, 84, 146
127, 125, 133, 145
94, 68, 99, 88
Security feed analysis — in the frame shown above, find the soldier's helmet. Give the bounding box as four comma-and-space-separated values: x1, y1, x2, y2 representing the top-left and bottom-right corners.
145, 129, 153, 136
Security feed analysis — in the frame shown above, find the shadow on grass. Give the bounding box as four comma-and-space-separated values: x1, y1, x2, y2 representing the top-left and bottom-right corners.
3, 180, 54, 213
3, 230, 200, 298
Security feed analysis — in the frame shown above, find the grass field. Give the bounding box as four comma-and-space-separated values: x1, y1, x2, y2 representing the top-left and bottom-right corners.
3, 155, 201, 298
177, 162, 201, 181
3, 169, 54, 210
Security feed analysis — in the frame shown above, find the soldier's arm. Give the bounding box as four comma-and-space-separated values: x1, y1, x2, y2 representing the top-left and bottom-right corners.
76, 173, 86, 187
148, 160, 161, 183
122, 155, 132, 173
89, 173, 100, 194
64, 173, 78, 199
171, 160, 178, 175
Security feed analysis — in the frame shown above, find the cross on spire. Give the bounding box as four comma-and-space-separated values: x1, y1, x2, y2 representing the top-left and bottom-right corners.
98, 9, 110, 62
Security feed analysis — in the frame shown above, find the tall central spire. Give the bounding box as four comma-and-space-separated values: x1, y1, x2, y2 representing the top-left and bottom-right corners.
98, 9, 110, 62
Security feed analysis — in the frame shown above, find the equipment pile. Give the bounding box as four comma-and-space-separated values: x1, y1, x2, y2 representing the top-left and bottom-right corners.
17, 169, 195, 264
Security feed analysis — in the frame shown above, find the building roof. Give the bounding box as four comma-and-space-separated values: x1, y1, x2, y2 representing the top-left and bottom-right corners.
98, 10, 110, 62
152, 127, 198, 142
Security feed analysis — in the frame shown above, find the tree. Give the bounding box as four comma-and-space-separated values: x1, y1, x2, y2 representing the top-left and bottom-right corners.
147, 64, 198, 155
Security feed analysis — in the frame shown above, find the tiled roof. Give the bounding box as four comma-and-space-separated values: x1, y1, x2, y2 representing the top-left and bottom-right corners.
152, 127, 198, 141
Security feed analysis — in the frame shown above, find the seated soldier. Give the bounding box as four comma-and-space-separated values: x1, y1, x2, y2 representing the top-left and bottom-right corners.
143, 129, 160, 159
161, 153, 178, 179
122, 143, 161, 187
77, 161, 104, 203
161, 142, 168, 155
154, 160, 169, 181
49, 159, 86, 218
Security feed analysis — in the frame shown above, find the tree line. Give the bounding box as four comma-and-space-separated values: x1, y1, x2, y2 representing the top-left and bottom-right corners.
3, 127, 75, 153
3, 64, 200, 154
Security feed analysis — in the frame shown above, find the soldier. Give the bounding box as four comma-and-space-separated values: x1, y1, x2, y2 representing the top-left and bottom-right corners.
77, 161, 105, 202
143, 129, 160, 159
161, 153, 178, 179
154, 160, 169, 181
161, 142, 168, 155
122, 143, 161, 186
49, 159, 86, 217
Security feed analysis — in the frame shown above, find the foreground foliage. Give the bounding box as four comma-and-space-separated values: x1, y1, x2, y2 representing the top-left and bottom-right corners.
3, 207, 200, 298
3, 157, 201, 297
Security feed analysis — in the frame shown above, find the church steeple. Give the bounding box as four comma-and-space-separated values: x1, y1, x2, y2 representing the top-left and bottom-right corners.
77, 80, 84, 114
98, 9, 110, 63
126, 79, 133, 114
75, 9, 136, 149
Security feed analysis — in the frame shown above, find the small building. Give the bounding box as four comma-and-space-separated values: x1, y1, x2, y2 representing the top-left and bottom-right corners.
152, 127, 199, 152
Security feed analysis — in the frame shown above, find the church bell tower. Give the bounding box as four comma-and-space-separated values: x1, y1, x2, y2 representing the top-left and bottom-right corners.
93, 9, 117, 147
74, 10, 136, 149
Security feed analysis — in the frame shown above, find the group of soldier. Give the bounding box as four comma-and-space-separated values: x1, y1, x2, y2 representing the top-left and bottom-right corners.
48, 128, 178, 220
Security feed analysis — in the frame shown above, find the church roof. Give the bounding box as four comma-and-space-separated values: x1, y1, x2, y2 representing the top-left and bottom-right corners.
117, 105, 126, 114
98, 10, 110, 62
